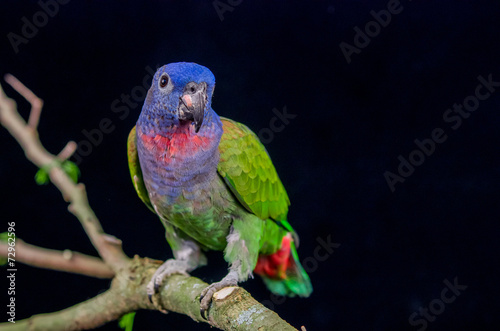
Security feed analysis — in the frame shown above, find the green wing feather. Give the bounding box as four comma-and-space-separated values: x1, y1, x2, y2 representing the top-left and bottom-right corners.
127, 126, 154, 213
217, 117, 291, 223
216, 119, 312, 297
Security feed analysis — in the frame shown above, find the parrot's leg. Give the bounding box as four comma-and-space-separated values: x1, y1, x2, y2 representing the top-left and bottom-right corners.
147, 221, 207, 304
199, 216, 263, 319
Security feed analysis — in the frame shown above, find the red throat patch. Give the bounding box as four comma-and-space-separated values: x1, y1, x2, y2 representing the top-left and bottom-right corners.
139, 126, 213, 163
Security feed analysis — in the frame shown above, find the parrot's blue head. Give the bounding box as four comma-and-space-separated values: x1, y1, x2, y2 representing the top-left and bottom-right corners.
140, 62, 217, 134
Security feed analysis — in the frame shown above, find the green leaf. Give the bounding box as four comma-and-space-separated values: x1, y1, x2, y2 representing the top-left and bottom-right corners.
62, 161, 80, 183
34, 167, 50, 185
34, 160, 80, 185
118, 312, 136, 331
0, 232, 8, 242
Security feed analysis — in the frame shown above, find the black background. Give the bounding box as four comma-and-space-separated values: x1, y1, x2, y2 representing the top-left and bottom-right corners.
1, 1, 499, 330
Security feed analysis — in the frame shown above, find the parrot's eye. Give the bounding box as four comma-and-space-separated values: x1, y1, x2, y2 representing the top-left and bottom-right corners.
159, 75, 169, 88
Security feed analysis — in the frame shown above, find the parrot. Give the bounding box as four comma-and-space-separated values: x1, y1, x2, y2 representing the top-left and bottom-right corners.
127, 62, 312, 317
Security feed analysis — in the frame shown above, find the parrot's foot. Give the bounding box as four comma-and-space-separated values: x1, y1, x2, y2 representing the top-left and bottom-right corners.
147, 259, 190, 305
199, 270, 239, 319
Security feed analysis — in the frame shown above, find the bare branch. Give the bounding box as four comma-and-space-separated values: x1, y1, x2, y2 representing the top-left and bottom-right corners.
0, 239, 114, 279
5, 257, 298, 330
0, 76, 129, 273
5, 288, 133, 330
57, 140, 78, 161
4, 74, 43, 130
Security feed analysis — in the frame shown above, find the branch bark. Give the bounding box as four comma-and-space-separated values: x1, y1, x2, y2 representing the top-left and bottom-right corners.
3, 257, 297, 330
0, 75, 299, 330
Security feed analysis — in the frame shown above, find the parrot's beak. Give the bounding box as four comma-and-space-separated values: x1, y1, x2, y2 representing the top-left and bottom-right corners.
178, 82, 207, 133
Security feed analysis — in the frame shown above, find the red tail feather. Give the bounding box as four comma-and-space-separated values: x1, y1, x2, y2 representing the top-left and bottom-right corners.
254, 234, 293, 279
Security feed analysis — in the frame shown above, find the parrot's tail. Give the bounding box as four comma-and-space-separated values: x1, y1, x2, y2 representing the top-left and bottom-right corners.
254, 234, 313, 297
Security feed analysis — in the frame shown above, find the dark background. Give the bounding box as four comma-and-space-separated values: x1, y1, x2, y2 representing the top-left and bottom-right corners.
1, 1, 499, 330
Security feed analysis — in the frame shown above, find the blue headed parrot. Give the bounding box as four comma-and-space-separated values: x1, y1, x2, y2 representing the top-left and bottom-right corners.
127, 62, 312, 317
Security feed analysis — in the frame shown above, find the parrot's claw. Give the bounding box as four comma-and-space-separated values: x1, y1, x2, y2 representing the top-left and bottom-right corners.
200, 306, 208, 320
199, 277, 238, 319
147, 259, 190, 309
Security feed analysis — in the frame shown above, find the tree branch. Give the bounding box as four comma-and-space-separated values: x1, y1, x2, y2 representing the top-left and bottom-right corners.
6, 257, 297, 331
0, 239, 114, 279
0, 76, 300, 330
0, 74, 129, 273
4, 287, 133, 331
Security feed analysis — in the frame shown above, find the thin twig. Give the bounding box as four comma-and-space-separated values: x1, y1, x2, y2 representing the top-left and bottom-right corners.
0, 239, 114, 279
57, 141, 78, 161
4, 74, 43, 129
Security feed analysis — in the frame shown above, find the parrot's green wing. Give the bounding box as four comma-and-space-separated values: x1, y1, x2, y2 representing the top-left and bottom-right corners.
127, 126, 155, 213
218, 119, 310, 297
217, 117, 291, 225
